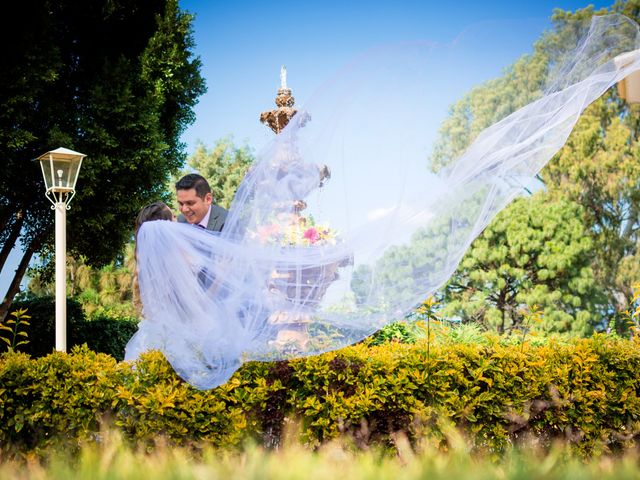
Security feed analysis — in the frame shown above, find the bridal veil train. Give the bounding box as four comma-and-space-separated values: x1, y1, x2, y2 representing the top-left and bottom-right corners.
126, 14, 640, 389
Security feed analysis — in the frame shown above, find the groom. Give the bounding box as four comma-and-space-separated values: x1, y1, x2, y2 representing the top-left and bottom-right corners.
176, 173, 227, 232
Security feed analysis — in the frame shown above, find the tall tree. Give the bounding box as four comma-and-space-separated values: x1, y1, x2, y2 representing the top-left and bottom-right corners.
542, 94, 640, 314
0, 0, 206, 319
428, 1, 640, 324
189, 137, 254, 209
441, 193, 603, 335
168, 136, 254, 210
350, 192, 602, 335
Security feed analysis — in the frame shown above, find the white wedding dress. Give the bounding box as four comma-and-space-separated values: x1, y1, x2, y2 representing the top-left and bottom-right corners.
126, 15, 640, 389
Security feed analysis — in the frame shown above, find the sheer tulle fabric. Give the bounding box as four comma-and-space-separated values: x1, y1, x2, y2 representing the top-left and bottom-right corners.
126, 15, 640, 389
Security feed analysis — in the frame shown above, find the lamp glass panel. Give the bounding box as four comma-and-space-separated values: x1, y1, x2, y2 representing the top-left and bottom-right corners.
39, 158, 55, 190
52, 158, 73, 189
68, 158, 82, 189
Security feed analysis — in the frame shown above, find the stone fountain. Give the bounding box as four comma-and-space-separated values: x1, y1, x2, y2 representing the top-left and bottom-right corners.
260, 67, 324, 350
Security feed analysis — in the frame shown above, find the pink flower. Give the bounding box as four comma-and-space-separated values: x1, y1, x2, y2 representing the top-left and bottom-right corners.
303, 227, 320, 244
257, 223, 281, 242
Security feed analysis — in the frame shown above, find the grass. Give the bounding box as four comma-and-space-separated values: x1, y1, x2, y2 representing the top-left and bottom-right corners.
2, 428, 640, 480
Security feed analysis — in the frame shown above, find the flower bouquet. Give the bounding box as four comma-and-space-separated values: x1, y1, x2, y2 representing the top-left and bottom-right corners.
252, 214, 348, 309
253, 213, 337, 247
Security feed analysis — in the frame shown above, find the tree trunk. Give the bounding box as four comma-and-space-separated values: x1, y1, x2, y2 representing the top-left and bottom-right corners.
0, 236, 40, 321
496, 287, 508, 335
0, 213, 24, 273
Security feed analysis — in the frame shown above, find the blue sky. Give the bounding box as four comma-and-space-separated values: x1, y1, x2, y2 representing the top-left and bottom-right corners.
179, 0, 609, 154
0, 0, 612, 298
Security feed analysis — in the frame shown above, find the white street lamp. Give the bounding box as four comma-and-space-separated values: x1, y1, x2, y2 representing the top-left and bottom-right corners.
615, 50, 640, 104
37, 147, 86, 352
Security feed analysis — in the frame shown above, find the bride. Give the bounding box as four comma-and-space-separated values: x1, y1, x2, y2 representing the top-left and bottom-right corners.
126, 14, 640, 390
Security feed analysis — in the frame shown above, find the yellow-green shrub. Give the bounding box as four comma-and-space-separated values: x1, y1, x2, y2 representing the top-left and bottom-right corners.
1, 336, 640, 456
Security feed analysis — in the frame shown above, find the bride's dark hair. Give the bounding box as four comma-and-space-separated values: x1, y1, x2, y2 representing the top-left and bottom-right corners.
135, 201, 173, 235
133, 201, 174, 311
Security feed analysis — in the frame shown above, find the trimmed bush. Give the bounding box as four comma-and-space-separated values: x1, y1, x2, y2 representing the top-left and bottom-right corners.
1, 336, 640, 456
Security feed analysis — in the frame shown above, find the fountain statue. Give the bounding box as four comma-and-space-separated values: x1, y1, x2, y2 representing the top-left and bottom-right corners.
259, 66, 310, 134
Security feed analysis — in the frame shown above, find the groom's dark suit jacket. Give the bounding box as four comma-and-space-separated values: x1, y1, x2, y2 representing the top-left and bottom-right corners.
177, 205, 228, 232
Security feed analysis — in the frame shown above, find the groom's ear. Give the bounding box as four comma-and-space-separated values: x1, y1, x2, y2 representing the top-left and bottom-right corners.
204, 192, 213, 205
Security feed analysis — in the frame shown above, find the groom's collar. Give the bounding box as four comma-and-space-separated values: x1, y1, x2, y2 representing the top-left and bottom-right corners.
198, 205, 212, 229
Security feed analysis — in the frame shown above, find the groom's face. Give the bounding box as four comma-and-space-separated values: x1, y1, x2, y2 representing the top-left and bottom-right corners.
177, 188, 212, 225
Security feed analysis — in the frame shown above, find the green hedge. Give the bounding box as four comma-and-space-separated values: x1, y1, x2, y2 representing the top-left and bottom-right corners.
8, 297, 138, 360
1, 336, 640, 456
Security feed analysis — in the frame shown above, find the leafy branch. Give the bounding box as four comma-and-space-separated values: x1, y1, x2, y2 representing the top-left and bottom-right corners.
518, 305, 543, 352
0, 308, 30, 352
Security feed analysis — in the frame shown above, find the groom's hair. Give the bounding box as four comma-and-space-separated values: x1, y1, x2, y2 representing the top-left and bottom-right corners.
175, 174, 211, 199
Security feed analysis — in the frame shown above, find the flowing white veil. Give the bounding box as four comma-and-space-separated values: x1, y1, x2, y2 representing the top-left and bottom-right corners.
126, 14, 640, 389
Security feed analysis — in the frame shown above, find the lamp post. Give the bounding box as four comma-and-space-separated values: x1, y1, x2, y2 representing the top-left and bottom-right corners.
37, 147, 86, 352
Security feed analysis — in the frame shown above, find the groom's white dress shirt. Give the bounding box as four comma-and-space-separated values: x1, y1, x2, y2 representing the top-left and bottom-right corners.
198, 206, 212, 229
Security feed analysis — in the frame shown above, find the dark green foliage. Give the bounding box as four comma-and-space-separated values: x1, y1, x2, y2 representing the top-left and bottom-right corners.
9, 297, 137, 360
2, 337, 640, 457
0, 0, 206, 318
73, 318, 138, 362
